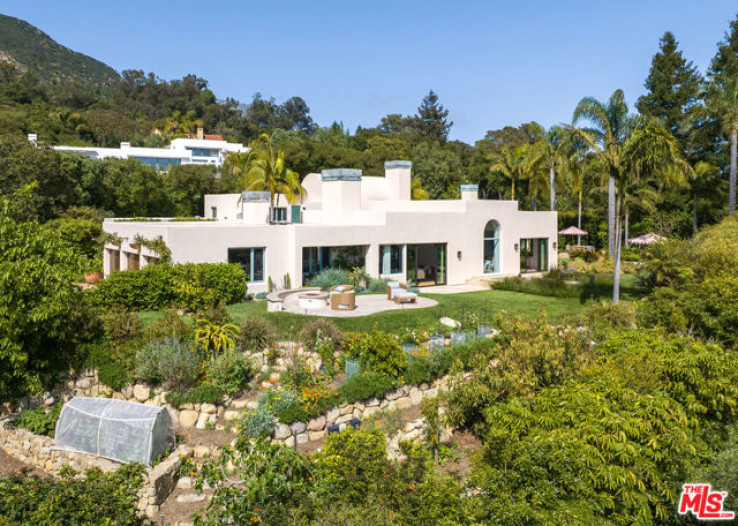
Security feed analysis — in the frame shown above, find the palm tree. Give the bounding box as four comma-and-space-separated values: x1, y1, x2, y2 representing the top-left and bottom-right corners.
560, 144, 597, 246
706, 75, 738, 213
572, 90, 631, 256
690, 161, 719, 235
521, 144, 548, 211
490, 144, 529, 201
530, 124, 570, 211
571, 90, 690, 302
244, 134, 306, 221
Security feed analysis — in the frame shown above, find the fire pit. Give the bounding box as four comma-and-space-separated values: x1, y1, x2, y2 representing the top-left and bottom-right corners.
298, 291, 329, 310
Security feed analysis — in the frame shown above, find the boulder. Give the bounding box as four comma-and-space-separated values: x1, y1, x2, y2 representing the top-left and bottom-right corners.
307, 416, 325, 431
326, 407, 340, 423
308, 430, 325, 442
75, 378, 91, 390
223, 410, 241, 422
133, 385, 150, 402
176, 493, 206, 503
179, 410, 199, 428
274, 423, 291, 440
296, 433, 309, 445
290, 422, 307, 435
340, 404, 354, 415
200, 403, 216, 414
396, 397, 413, 410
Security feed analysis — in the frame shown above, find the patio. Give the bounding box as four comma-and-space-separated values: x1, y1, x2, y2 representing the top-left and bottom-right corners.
279, 291, 438, 317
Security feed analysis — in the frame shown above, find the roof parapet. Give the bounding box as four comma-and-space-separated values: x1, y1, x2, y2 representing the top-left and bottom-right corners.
321, 168, 362, 182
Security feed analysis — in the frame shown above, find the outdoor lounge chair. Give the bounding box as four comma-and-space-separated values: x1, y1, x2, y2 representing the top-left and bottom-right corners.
386, 281, 417, 304
330, 285, 356, 310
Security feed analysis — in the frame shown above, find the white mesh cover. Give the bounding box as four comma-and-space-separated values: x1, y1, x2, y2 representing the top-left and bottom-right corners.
53, 397, 175, 466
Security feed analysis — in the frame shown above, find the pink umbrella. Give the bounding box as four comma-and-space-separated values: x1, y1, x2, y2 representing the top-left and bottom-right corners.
627, 233, 666, 246
558, 226, 588, 236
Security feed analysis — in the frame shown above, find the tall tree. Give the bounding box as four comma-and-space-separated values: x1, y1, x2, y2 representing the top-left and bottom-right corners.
242, 134, 306, 218
489, 144, 529, 201
707, 75, 738, 213
572, 90, 690, 302
636, 32, 703, 151
530, 123, 570, 211
573, 90, 631, 255
413, 90, 452, 142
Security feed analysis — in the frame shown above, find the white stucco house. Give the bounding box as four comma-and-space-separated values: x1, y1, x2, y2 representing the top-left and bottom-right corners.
29, 129, 248, 170
102, 161, 558, 294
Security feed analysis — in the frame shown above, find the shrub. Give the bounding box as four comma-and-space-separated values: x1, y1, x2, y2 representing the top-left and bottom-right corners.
236, 405, 275, 439
136, 340, 200, 390
300, 319, 344, 355
338, 372, 397, 404
346, 329, 406, 377
366, 277, 389, 294
103, 306, 143, 341
205, 349, 254, 395
9, 403, 62, 437
0, 464, 146, 526
259, 387, 301, 415
308, 268, 350, 291
194, 300, 232, 326
581, 300, 636, 329
240, 317, 277, 353
165, 384, 224, 408
636, 239, 694, 289
569, 247, 600, 262
97, 361, 132, 391
90, 263, 247, 312
143, 310, 193, 341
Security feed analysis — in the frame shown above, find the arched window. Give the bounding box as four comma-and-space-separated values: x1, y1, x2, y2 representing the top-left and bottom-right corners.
483, 221, 500, 273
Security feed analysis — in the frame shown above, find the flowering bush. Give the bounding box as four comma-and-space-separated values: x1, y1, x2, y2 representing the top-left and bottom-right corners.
236, 405, 274, 440
345, 329, 406, 377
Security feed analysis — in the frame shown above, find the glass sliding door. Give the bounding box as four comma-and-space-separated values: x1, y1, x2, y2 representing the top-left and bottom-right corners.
405, 243, 446, 286
435, 244, 446, 285
519, 238, 548, 273
406, 245, 417, 285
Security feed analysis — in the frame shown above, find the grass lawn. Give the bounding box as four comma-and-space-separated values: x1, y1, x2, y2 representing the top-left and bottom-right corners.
138, 288, 587, 335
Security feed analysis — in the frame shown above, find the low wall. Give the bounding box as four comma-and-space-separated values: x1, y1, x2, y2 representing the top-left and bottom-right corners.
0, 417, 188, 518
271, 375, 451, 446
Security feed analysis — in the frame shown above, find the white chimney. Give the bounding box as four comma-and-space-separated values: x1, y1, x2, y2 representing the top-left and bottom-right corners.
460, 184, 479, 201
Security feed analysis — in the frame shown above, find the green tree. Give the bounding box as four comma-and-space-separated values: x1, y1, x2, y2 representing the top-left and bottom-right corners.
489, 143, 529, 201
413, 90, 452, 142
243, 134, 307, 215
706, 75, 738, 214
636, 31, 703, 151
572, 90, 690, 302
0, 189, 98, 401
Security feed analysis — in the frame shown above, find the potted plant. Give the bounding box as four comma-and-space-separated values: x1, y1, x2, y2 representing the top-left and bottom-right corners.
83, 257, 104, 284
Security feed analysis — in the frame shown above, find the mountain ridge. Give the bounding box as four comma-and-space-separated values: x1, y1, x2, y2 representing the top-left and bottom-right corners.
0, 13, 120, 86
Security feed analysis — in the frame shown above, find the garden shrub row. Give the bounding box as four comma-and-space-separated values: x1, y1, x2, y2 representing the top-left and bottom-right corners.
246, 338, 487, 429
89, 263, 247, 312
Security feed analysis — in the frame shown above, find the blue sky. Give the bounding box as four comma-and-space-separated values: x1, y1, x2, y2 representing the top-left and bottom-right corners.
2, 1, 737, 143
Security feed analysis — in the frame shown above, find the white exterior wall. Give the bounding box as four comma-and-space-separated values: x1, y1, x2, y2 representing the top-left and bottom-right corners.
102, 162, 558, 294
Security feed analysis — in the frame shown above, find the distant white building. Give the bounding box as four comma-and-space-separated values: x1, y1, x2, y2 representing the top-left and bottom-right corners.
102, 161, 558, 294
29, 128, 248, 170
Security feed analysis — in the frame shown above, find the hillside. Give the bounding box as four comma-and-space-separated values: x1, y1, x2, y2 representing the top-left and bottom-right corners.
0, 13, 119, 86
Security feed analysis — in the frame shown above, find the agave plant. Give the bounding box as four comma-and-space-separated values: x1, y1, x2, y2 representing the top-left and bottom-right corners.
195, 320, 241, 359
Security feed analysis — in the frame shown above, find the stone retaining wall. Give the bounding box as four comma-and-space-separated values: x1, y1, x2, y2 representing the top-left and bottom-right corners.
271, 375, 451, 446
0, 417, 188, 518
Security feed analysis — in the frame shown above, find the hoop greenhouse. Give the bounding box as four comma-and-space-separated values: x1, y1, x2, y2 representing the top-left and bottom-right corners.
53, 397, 175, 466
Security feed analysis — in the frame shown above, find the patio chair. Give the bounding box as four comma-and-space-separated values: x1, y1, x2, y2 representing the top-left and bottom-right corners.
386, 281, 417, 304
330, 284, 355, 310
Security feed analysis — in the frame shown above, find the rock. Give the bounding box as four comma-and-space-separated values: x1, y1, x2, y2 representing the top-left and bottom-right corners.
366, 397, 380, 407
112, 392, 126, 401
426, 387, 438, 398
363, 406, 380, 419
75, 378, 91, 390
353, 408, 363, 420
296, 433, 309, 445
177, 477, 193, 490
176, 493, 206, 503
217, 406, 225, 419
326, 407, 340, 423
335, 414, 354, 425
179, 410, 199, 428
290, 422, 307, 435
223, 410, 241, 422
340, 404, 354, 416
439, 316, 460, 329
409, 388, 423, 406
396, 397, 413, 410
274, 423, 291, 440
133, 385, 150, 402
180, 403, 195, 410
200, 403, 216, 414
284, 436, 295, 447
307, 416, 325, 431
354, 402, 365, 411
308, 430, 325, 442
195, 413, 210, 429
230, 399, 251, 409
193, 445, 210, 458
385, 390, 400, 401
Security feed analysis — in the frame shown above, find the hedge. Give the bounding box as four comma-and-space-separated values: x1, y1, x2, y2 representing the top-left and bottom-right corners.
89, 263, 247, 312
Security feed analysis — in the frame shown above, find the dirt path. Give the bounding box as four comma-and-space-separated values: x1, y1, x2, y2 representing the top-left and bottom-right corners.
0, 450, 46, 478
